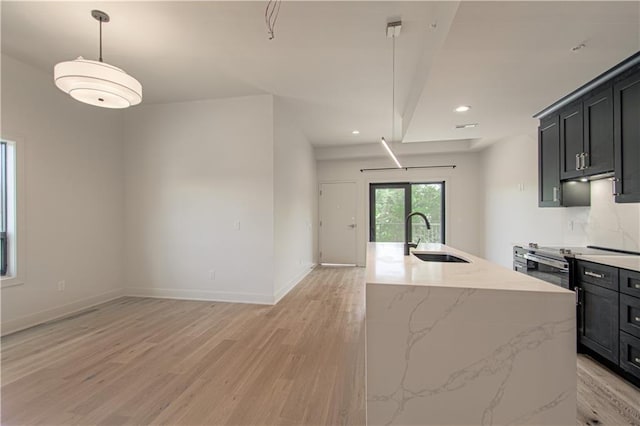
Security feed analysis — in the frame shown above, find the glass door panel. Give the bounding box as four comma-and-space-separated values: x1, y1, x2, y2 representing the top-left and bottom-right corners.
411, 183, 444, 243
372, 187, 406, 242
370, 182, 444, 244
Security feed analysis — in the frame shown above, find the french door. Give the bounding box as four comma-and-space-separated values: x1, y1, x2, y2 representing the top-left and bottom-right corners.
369, 182, 445, 244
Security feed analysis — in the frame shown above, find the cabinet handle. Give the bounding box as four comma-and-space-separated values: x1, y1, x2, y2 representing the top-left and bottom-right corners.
584, 270, 605, 279
635, 357, 640, 365
612, 178, 621, 196
576, 154, 581, 171
552, 187, 559, 202
635, 316, 640, 323
581, 152, 589, 170
634, 283, 640, 289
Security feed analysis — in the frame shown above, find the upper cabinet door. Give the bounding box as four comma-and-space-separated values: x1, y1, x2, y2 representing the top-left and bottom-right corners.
560, 102, 584, 180
583, 85, 614, 176
539, 115, 561, 207
614, 69, 640, 203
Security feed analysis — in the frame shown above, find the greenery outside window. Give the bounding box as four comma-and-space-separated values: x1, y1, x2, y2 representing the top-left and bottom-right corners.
369, 182, 445, 244
1, 142, 7, 276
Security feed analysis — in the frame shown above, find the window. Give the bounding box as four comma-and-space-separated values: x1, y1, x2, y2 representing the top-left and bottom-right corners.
369, 182, 445, 244
1, 139, 18, 283
1, 142, 7, 276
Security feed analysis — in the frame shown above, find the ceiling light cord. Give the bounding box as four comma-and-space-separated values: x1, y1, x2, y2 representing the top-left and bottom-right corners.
265, 0, 282, 40
99, 18, 103, 62
391, 33, 395, 144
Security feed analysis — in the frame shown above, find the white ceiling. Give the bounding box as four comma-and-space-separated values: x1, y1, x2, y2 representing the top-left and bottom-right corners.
2, 1, 639, 151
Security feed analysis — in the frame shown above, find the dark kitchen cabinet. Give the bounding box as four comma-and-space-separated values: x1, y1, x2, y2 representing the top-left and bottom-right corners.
578, 281, 619, 363
539, 115, 561, 207
620, 293, 640, 340
620, 332, 640, 380
560, 102, 584, 180
620, 269, 640, 298
613, 69, 640, 203
536, 51, 640, 206
583, 85, 615, 176
538, 114, 590, 208
576, 261, 619, 291
559, 87, 614, 180
573, 259, 640, 385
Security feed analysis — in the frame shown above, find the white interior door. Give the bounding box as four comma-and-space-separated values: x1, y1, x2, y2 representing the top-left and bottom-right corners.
319, 182, 357, 264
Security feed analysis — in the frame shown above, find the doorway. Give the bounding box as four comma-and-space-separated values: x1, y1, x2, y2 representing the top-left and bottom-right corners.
369, 182, 445, 244
319, 182, 357, 264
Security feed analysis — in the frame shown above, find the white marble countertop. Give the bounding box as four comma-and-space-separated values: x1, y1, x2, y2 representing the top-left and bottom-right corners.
366, 242, 571, 293
575, 254, 640, 272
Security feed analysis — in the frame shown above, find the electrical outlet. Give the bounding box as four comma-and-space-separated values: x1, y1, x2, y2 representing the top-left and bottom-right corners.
57, 280, 66, 292
209, 270, 216, 280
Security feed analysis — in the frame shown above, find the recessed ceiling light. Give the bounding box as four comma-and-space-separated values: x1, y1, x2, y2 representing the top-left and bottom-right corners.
455, 105, 471, 113
352, 130, 360, 135
455, 123, 478, 129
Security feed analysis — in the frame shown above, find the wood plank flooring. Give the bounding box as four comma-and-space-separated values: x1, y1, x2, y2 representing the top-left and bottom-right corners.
577, 354, 640, 425
1, 267, 366, 426
2, 266, 640, 425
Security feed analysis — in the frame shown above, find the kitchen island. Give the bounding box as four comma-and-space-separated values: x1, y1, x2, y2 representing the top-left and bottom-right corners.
366, 243, 576, 426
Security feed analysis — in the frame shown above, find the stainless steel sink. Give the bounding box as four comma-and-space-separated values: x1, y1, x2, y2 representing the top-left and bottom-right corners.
413, 253, 470, 263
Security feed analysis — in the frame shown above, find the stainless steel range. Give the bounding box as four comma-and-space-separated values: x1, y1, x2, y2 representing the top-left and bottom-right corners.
513, 243, 633, 289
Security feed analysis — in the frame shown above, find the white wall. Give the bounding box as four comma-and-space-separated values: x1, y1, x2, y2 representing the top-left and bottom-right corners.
317, 151, 484, 266
482, 133, 640, 268
273, 98, 317, 301
123, 95, 277, 303
1, 55, 125, 334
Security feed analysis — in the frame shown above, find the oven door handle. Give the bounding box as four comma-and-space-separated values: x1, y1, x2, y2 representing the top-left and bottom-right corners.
523, 253, 569, 271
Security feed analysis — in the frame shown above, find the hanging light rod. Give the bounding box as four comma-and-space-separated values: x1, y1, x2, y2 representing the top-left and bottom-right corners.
360, 165, 457, 173
380, 137, 402, 169
54, 10, 142, 109
379, 20, 403, 169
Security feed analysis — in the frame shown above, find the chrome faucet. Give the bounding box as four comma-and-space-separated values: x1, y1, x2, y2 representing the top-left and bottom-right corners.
405, 212, 431, 255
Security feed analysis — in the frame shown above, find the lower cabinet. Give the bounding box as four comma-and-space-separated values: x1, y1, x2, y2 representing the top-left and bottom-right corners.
620, 332, 640, 378
576, 260, 640, 382
578, 281, 619, 363
620, 293, 640, 339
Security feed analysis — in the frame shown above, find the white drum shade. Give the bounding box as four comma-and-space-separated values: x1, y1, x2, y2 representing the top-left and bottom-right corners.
54, 57, 142, 108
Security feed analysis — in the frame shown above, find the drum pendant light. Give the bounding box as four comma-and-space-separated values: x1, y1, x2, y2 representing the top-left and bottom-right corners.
54, 10, 142, 109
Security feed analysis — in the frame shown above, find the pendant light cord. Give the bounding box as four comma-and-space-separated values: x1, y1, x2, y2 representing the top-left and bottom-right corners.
99, 18, 103, 62
265, 0, 282, 40
391, 33, 396, 144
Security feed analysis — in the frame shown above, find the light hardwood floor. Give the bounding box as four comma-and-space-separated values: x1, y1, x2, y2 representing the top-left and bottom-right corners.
2, 266, 640, 425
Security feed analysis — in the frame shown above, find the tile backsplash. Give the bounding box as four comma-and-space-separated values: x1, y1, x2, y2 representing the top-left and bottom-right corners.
566, 179, 640, 252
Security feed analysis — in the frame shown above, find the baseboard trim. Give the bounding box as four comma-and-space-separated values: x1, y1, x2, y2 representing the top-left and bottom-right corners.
1, 288, 125, 336
124, 287, 274, 305
274, 264, 316, 304
1, 267, 319, 336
